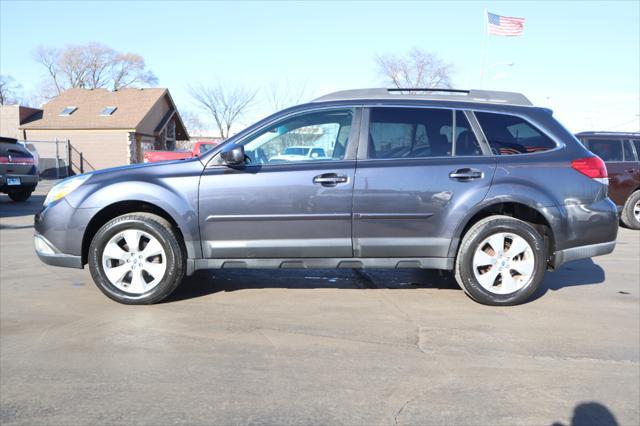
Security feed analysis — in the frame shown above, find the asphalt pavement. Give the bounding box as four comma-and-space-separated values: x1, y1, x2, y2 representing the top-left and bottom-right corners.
1, 183, 638, 425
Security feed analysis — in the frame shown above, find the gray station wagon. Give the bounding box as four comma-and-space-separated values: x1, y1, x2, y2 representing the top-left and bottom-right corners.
34, 88, 619, 306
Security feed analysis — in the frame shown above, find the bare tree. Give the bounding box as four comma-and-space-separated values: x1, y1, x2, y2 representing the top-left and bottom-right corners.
266, 80, 310, 112
179, 109, 206, 136
110, 53, 158, 91
375, 47, 453, 89
188, 83, 257, 139
33, 46, 63, 95
33, 43, 158, 96
0, 75, 22, 105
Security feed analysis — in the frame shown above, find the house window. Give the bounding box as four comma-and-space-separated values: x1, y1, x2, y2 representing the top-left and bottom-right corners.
99, 106, 117, 116
59, 106, 77, 116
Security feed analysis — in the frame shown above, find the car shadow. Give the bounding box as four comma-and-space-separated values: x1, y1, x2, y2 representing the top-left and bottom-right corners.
164, 268, 460, 303
0, 194, 45, 219
530, 258, 606, 301
165, 258, 606, 303
552, 401, 619, 426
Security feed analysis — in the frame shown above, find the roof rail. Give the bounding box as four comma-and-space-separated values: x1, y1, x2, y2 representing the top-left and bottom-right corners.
312, 88, 533, 106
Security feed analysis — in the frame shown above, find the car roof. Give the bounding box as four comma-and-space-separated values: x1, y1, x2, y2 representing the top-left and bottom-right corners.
312, 88, 533, 107
575, 131, 640, 138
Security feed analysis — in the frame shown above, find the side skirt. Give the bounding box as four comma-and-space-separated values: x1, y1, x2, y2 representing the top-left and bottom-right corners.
188, 257, 454, 274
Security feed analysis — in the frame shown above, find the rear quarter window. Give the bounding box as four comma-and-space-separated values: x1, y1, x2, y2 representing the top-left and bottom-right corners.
475, 112, 556, 155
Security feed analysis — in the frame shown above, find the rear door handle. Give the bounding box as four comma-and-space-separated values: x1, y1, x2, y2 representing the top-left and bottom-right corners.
449, 168, 484, 181
313, 173, 349, 186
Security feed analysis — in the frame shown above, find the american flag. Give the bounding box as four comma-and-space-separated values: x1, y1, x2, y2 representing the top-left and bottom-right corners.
487, 12, 525, 36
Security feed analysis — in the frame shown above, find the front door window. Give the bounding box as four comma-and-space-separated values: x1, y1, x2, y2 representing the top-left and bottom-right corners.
241, 109, 353, 164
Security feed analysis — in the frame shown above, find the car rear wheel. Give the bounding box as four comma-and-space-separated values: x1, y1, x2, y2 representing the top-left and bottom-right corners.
620, 190, 640, 230
88, 213, 185, 304
8, 188, 33, 202
455, 215, 546, 306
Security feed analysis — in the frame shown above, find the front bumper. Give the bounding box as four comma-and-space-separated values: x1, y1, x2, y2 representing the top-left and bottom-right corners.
34, 233, 83, 269
34, 198, 99, 269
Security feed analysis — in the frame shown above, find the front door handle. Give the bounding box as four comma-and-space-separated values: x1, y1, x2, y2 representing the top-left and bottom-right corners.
313, 173, 349, 186
449, 168, 484, 181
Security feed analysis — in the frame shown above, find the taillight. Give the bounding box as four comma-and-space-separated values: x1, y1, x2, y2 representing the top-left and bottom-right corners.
0, 155, 34, 164
571, 156, 608, 183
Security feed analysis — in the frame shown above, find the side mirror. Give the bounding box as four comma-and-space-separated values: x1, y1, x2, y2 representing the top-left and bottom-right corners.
221, 144, 245, 165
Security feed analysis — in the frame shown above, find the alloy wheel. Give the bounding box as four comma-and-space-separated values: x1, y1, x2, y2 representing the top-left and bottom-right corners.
472, 232, 535, 295
101, 229, 167, 294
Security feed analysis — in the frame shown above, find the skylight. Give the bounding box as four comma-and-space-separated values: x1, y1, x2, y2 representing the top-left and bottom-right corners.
99, 106, 117, 116
59, 106, 77, 116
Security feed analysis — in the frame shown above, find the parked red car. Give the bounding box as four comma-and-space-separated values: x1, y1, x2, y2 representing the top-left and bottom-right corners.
576, 132, 640, 229
144, 141, 219, 163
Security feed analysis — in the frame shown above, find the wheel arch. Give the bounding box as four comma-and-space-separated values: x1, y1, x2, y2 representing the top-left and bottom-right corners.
81, 200, 192, 265
448, 200, 558, 267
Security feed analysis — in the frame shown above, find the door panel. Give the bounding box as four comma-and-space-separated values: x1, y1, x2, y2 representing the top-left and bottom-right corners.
353, 107, 495, 258
353, 157, 495, 257
198, 107, 359, 259
199, 162, 355, 258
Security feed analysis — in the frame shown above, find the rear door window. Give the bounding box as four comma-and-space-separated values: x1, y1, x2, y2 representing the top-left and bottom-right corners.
368, 108, 483, 159
587, 139, 623, 162
475, 112, 556, 155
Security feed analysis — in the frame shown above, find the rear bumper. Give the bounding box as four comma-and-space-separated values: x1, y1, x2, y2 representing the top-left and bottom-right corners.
553, 240, 616, 268
0, 174, 38, 192
34, 233, 83, 269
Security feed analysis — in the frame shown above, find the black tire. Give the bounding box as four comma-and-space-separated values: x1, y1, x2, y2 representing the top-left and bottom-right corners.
455, 215, 547, 306
88, 213, 185, 304
620, 190, 640, 230
8, 189, 33, 202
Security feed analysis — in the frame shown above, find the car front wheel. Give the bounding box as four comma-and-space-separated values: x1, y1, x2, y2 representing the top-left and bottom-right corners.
88, 213, 185, 304
455, 215, 546, 306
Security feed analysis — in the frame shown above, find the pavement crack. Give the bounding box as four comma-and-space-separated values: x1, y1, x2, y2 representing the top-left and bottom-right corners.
393, 394, 420, 425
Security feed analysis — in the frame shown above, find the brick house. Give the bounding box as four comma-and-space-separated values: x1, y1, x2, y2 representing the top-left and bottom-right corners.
20, 88, 188, 172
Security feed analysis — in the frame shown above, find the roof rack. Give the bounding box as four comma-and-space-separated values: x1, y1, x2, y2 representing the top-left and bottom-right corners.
312, 88, 533, 106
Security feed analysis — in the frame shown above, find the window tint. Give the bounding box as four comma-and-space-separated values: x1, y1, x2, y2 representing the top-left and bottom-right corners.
475, 112, 556, 155
623, 140, 635, 161
633, 140, 640, 160
587, 139, 623, 162
241, 109, 353, 164
368, 108, 482, 159
199, 143, 215, 155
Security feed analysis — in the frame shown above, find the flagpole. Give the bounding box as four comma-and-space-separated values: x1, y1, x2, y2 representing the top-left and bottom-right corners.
480, 7, 488, 88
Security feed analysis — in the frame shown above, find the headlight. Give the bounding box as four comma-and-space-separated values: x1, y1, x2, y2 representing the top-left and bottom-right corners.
44, 174, 92, 207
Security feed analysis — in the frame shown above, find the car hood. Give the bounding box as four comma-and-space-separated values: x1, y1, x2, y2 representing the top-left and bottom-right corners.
86, 156, 203, 177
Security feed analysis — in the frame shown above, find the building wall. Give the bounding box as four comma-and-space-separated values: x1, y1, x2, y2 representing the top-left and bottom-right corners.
22, 129, 130, 172
0, 105, 42, 139
138, 95, 171, 136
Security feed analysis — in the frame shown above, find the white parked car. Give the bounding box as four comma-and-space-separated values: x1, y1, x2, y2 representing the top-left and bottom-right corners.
270, 146, 330, 162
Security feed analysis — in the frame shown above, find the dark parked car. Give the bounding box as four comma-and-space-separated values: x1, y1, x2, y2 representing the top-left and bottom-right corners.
575, 132, 640, 229
34, 88, 619, 306
0, 137, 38, 201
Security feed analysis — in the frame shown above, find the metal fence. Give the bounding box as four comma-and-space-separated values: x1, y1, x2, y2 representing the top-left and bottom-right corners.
19, 139, 95, 180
